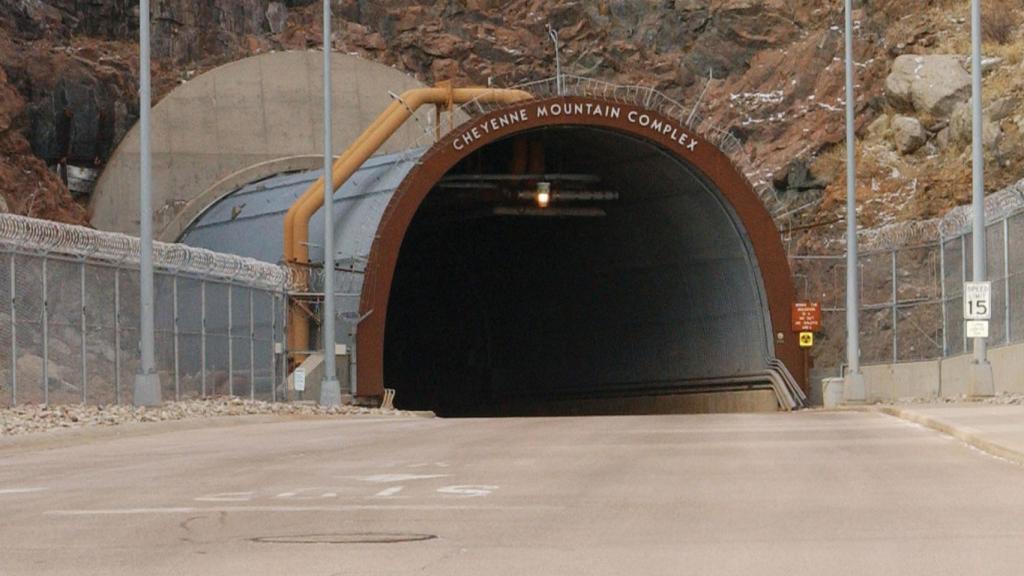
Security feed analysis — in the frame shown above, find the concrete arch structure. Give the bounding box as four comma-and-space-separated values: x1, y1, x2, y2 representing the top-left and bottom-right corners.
179, 94, 801, 414
357, 96, 801, 407
89, 51, 432, 237
162, 155, 322, 242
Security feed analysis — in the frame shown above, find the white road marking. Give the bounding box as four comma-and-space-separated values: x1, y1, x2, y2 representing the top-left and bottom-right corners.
349, 473, 449, 483
436, 485, 499, 498
372, 486, 404, 498
194, 492, 256, 502
0, 487, 48, 495
274, 490, 338, 500
44, 504, 559, 516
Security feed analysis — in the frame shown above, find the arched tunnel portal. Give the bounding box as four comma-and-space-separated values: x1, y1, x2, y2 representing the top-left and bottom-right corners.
357, 97, 802, 415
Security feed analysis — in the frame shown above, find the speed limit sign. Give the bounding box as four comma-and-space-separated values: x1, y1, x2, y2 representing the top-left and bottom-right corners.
963, 282, 992, 320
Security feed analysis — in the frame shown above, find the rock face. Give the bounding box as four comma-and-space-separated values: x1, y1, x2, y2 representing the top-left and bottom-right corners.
772, 159, 825, 194
885, 55, 971, 118
0, 0, 1021, 236
892, 116, 927, 154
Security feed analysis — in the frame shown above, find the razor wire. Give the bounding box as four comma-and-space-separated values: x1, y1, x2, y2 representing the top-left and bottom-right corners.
849, 178, 1024, 252
0, 214, 297, 291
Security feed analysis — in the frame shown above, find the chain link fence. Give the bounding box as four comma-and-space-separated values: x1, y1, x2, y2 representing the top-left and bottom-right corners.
791, 179, 1024, 373
0, 215, 293, 407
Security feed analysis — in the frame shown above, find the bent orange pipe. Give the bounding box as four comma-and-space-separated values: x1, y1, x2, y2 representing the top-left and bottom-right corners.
282, 99, 404, 264
285, 86, 533, 371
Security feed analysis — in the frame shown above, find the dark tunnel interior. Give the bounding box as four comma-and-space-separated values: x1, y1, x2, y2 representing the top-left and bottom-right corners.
383, 126, 775, 416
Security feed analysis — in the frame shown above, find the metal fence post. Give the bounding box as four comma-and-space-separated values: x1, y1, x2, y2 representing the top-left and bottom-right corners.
172, 274, 180, 401
249, 288, 255, 401
281, 291, 288, 401
228, 284, 233, 396
1004, 217, 1011, 344
200, 279, 206, 397
80, 259, 87, 403
42, 255, 48, 404
9, 253, 17, 406
270, 293, 277, 403
114, 267, 121, 403
891, 248, 898, 363
939, 234, 948, 357
961, 234, 968, 352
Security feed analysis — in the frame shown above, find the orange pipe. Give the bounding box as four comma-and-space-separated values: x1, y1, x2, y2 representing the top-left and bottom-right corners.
282, 99, 403, 264
283, 100, 406, 360
285, 86, 533, 370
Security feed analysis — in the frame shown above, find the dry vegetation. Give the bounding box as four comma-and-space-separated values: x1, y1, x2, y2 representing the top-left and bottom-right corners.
983, 0, 1023, 45
793, 0, 1024, 251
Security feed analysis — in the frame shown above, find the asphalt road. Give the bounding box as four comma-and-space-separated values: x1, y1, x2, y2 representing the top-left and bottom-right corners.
2, 410, 1023, 575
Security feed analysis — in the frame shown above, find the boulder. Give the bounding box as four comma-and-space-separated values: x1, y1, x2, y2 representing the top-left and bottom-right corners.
866, 113, 892, 140
16, 354, 70, 390
949, 99, 1006, 148
773, 158, 825, 194
949, 101, 971, 143
265, 2, 288, 35
891, 116, 927, 154
674, 0, 709, 10
47, 337, 74, 363
987, 96, 1021, 122
965, 56, 1004, 74
885, 55, 971, 117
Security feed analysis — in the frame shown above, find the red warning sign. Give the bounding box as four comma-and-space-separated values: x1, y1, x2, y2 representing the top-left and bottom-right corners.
791, 302, 822, 333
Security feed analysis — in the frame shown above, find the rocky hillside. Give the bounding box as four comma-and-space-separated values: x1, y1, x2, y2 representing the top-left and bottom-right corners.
0, 0, 1022, 240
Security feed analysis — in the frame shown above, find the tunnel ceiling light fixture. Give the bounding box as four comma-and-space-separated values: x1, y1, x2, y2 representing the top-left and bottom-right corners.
536, 182, 551, 208
491, 206, 606, 218
516, 189, 620, 204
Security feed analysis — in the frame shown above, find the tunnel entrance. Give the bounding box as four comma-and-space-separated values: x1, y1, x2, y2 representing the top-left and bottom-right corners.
382, 125, 779, 416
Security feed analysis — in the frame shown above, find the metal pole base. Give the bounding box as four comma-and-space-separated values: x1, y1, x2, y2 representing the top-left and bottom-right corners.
843, 371, 867, 404
320, 377, 342, 407
132, 372, 162, 407
969, 361, 995, 398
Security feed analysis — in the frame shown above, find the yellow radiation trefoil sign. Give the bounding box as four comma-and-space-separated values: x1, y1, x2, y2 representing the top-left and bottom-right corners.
798, 332, 814, 348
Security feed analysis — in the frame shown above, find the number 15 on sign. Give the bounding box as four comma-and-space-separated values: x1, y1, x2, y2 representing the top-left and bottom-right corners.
963, 282, 992, 320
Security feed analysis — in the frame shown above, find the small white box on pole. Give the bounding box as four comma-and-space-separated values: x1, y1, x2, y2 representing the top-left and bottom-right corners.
294, 368, 306, 392
966, 320, 989, 339
963, 281, 992, 320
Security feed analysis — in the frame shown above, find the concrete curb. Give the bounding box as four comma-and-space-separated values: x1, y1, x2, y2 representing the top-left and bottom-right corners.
875, 406, 1024, 467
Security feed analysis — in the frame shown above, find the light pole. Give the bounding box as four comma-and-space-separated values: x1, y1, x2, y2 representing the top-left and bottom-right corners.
320, 0, 342, 407
546, 24, 562, 95
842, 0, 866, 402
133, 0, 161, 406
969, 0, 995, 396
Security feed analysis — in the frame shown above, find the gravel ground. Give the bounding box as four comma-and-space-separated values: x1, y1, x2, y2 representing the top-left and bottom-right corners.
0, 397, 415, 436
887, 391, 1024, 406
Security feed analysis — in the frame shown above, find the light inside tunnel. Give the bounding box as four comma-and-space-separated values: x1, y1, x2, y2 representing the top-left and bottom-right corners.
383, 126, 776, 416
535, 182, 551, 208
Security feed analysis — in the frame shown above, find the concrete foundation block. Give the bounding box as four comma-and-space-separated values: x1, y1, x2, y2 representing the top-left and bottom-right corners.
969, 361, 995, 398
843, 372, 866, 403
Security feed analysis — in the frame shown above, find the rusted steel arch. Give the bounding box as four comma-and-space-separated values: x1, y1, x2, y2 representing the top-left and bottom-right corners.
356, 95, 801, 398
